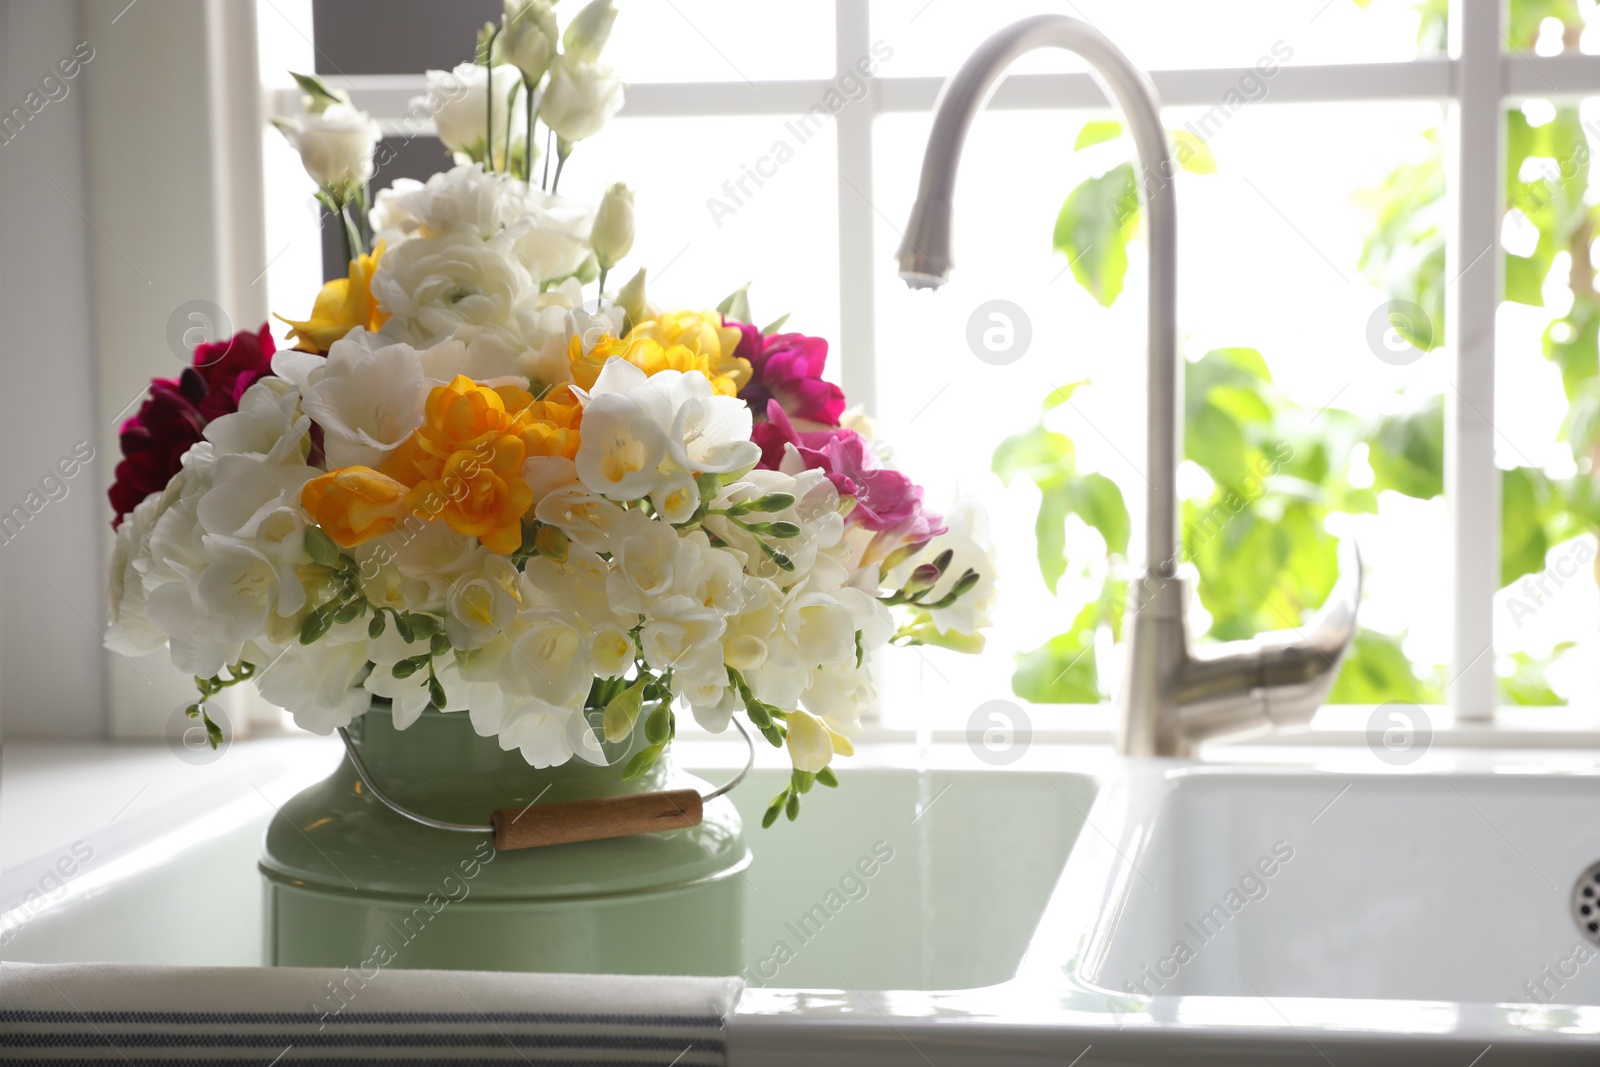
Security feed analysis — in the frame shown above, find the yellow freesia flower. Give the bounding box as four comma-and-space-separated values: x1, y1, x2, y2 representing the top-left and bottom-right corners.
276, 240, 390, 353
301, 466, 411, 548
628, 309, 752, 391
562, 333, 742, 403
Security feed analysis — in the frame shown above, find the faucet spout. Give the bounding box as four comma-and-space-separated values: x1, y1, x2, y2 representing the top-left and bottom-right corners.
897, 13, 1179, 578
899, 15, 1360, 757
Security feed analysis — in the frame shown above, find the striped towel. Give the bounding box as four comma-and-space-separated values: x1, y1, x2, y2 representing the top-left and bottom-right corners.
0, 962, 741, 1065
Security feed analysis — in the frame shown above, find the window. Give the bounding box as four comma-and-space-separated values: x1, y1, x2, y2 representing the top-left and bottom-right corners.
257, 0, 1600, 725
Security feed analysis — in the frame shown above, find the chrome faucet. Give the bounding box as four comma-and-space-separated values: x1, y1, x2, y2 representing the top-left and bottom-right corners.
898, 15, 1362, 757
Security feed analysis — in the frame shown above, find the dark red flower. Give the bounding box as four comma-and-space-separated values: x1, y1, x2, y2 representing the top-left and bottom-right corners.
108, 324, 277, 528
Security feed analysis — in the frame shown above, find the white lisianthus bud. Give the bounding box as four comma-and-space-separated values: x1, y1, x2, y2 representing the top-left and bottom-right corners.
563, 0, 619, 61
590, 182, 635, 271
539, 53, 624, 143
290, 71, 348, 114
501, 0, 560, 84
419, 63, 525, 164
272, 103, 380, 192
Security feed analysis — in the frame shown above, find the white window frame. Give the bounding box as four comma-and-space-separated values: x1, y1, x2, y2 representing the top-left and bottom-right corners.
267, 0, 1600, 728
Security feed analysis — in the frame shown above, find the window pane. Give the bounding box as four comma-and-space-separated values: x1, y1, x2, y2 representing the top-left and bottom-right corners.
1493, 98, 1600, 707
1507, 1, 1600, 54
312, 0, 500, 76
871, 0, 1440, 77
602, 2, 835, 82
870, 102, 1449, 711
558, 114, 841, 345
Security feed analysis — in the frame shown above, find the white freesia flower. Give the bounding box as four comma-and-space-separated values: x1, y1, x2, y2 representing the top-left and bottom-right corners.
640, 594, 727, 695
522, 545, 626, 628
605, 509, 692, 613
256, 622, 373, 734
801, 660, 874, 730
574, 392, 668, 501
533, 485, 626, 554
893, 500, 998, 639
194, 451, 317, 623
274, 103, 380, 191
372, 232, 535, 346
782, 586, 857, 667
203, 378, 307, 460
502, 607, 593, 707
539, 53, 624, 143
583, 363, 760, 481
444, 552, 525, 649
364, 627, 468, 729
106, 452, 213, 657
302, 331, 427, 468
785, 709, 834, 773
650, 469, 699, 525
415, 64, 525, 164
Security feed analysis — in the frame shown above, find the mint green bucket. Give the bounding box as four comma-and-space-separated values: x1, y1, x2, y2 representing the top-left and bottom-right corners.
260, 704, 748, 975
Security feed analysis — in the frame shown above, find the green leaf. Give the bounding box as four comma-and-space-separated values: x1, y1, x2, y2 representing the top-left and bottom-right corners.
1033, 485, 1070, 593
1011, 606, 1102, 703
1331, 629, 1441, 704
1074, 120, 1121, 151
716, 283, 752, 322
1042, 378, 1090, 412
1544, 300, 1600, 402
1064, 472, 1131, 557
1052, 161, 1140, 308
761, 313, 791, 335
1366, 397, 1444, 500
1170, 129, 1217, 174
1500, 645, 1575, 706
991, 424, 1074, 487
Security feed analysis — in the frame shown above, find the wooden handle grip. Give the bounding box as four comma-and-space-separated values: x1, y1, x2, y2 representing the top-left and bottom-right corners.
490, 788, 703, 850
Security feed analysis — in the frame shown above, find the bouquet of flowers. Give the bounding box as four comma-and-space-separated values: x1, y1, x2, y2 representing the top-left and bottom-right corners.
107, 0, 994, 825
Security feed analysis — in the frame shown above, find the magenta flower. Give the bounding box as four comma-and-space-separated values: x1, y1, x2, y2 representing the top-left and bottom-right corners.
754, 402, 944, 540
729, 319, 846, 427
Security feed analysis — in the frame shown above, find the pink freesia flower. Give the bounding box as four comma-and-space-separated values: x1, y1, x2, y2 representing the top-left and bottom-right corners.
730, 319, 846, 427
754, 402, 944, 540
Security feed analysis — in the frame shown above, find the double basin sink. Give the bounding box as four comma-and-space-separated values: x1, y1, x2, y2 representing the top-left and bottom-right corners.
5, 730, 1599, 1063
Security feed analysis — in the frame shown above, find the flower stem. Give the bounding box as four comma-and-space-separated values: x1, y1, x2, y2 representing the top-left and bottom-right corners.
337, 197, 359, 267
551, 144, 569, 194
541, 128, 553, 189
484, 27, 501, 170
524, 79, 536, 185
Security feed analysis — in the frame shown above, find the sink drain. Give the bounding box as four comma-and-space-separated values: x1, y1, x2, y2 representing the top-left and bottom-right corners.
1575, 862, 1600, 945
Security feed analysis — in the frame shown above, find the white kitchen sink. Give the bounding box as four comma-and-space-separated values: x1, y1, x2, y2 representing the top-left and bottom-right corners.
1081, 768, 1600, 1005
8, 736, 1600, 1064
0, 736, 1095, 994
